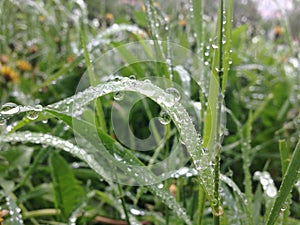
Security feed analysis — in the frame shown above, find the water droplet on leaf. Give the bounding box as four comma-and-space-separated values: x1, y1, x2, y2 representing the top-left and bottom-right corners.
114, 91, 125, 101
166, 87, 181, 101
159, 111, 171, 125
26, 110, 39, 120
1, 102, 20, 115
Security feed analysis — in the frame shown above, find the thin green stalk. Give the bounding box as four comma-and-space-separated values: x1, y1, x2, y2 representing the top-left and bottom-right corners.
117, 182, 131, 225
266, 137, 300, 225
145, 0, 171, 80
197, 186, 206, 225
279, 140, 290, 225
80, 20, 107, 132
213, 0, 225, 224
192, 0, 206, 135
242, 112, 254, 224
14, 148, 49, 191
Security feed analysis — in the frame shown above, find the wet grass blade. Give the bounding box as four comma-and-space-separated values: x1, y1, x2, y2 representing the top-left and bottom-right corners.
266, 138, 300, 225
278, 140, 291, 225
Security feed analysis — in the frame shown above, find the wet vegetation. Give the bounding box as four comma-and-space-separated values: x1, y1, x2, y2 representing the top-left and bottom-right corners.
0, 0, 300, 224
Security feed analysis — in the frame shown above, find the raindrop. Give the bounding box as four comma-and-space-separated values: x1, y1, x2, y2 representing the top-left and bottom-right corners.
129, 74, 136, 80
212, 44, 218, 49
114, 91, 125, 101
26, 110, 39, 120
0, 102, 20, 115
159, 111, 171, 125
35, 104, 43, 112
166, 87, 181, 101
157, 183, 164, 189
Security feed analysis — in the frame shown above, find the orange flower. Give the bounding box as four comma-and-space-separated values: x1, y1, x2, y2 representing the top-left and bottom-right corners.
169, 182, 177, 197
179, 19, 187, 27
67, 55, 74, 63
1, 66, 20, 83
105, 13, 114, 21
16, 60, 32, 72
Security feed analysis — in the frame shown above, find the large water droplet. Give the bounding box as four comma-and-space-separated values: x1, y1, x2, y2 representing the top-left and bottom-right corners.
114, 91, 125, 101
166, 87, 181, 101
0, 102, 20, 115
26, 111, 39, 120
159, 111, 171, 125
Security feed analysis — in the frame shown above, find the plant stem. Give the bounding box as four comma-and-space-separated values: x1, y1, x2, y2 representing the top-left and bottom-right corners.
279, 140, 290, 225
197, 185, 206, 225
213, 0, 224, 223
80, 19, 107, 133
117, 183, 131, 225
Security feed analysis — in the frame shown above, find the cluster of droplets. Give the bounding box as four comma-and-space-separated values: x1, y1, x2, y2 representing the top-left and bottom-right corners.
6, 196, 24, 224
0, 102, 43, 126
254, 171, 277, 198
152, 184, 192, 225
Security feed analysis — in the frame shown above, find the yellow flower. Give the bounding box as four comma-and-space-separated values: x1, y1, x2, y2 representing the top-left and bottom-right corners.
1, 66, 20, 83
179, 19, 187, 27
16, 60, 32, 72
105, 13, 114, 21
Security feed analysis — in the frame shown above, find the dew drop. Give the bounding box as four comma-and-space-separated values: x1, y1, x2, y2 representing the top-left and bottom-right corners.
114, 91, 125, 101
26, 110, 39, 120
129, 74, 136, 80
0, 102, 20, 115
212, 44, 218, 49
34, 104, 43, 112
166, 87, 181, 101
157, 183, 164, 189
159, 111, 171, 125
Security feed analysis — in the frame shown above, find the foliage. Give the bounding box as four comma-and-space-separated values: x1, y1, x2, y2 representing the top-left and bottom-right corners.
0, 0, 300, 224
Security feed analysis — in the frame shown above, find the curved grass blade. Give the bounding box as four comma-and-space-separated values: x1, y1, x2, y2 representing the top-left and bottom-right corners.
0, 130, 191, 225
46, 78, 214, 204
266, 138, 300, 225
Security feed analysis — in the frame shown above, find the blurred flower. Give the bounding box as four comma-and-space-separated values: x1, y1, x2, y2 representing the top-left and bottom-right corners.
39, 15, 46, 23
179, 19, 187, 30
141, 4, 146, 12
274, 25, 283, 40
29, 44, 38, 54
105, 13, 114, 26
105, 13, 114, 21
16, 60, 32, 72
169, 182, 177, 197
0, 55, 8, 64
1, 66, 20, 83
67, 55, 74, 63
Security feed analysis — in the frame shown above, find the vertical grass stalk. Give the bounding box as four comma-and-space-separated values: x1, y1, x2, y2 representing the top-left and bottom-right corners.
80, 19, 107, 132
242, 112, 254, 225
279, 140, 290, 225
213, 0, 225, 223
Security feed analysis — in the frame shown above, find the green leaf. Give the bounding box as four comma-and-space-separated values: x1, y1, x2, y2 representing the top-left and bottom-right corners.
49, 151, 86, 221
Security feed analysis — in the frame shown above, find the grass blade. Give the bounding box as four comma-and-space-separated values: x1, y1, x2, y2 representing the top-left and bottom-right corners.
266, 138, 300, 225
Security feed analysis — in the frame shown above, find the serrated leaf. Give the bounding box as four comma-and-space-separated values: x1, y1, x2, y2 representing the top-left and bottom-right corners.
49, 152, 86, 221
